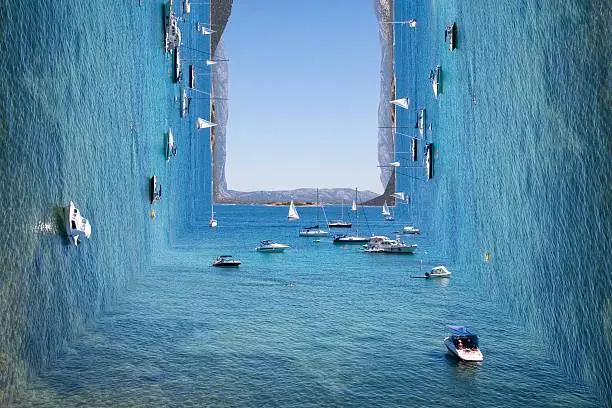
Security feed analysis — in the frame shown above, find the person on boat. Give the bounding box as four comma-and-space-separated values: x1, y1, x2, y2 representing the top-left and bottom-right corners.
457, 339, 463, 350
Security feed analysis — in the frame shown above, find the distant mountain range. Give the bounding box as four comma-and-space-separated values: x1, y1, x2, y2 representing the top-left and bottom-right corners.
216, 188, 380, 205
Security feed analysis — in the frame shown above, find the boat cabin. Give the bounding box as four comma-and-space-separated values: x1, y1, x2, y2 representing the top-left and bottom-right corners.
452, 334, 479, 350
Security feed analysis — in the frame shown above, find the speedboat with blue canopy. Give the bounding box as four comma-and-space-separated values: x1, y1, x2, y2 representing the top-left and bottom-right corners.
444, 325, 483, 362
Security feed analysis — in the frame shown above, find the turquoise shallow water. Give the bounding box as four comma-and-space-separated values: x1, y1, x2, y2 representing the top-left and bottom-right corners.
0, 0, 610, 406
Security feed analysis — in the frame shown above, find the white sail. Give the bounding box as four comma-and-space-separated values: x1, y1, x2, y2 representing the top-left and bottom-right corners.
197, 117, 216, 129
391, 98, 410, 109
199, 25, 214, 35
382, 201, 391, 216
288, 200, 300, 220
392, 192, 405, 201
351, 200, 357, 211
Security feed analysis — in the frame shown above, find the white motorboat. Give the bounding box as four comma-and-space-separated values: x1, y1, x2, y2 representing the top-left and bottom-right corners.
425, 265, 451, 278
64, 201, 92, 246
403, 225, 421, 234
164, 0, 181, 53
150, 176, 162, 203
444, 326, 483, 362
363, 233, 417, 254
256, 240, 289, 253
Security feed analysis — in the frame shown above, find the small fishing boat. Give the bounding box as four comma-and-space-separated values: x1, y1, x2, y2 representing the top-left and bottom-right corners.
212, 255, 241, 267
445, 23, 457, 51
64, 201, 92, 246
174, 46, 182, 83
150, 176, 162, 203
444, 326, 483, 362
425, 265, 451, 278
256, 240, 289, 253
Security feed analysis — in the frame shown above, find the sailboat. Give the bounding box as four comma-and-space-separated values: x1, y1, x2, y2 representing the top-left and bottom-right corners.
287, 200, 300, 221
382, 201, 394, 221
299, 189, 329, 237
431, 65, 441, 98
333, 188, 371, 244
328, 199, 352, 228
166, 128, 177, 162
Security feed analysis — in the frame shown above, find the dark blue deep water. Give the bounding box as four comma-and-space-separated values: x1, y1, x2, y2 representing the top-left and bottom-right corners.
0, 0, 609, 406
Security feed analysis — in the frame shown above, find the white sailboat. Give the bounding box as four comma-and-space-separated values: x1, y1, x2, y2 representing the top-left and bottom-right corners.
288, 200, 300, 221
391, 98, 410, 109
196, 117, 216, 129
166, 128, 176, 162
351, 200, 357, 211
382, 201, 394, 221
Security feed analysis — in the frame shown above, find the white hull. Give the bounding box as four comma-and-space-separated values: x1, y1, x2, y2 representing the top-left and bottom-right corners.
299, 229, 329, 237
444, 337, 483, 362
256, 241, 289, 252
64, 201, 92, 246
403, 226, 420, 234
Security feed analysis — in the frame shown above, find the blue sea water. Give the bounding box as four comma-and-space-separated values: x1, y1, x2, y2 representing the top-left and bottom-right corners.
0, 0, 609, 407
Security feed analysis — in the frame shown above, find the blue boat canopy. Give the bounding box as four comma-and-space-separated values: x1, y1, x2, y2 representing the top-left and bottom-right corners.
448, 325, 473, 335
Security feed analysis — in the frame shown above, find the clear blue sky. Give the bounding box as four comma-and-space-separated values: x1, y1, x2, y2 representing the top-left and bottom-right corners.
223, 0, 383, 193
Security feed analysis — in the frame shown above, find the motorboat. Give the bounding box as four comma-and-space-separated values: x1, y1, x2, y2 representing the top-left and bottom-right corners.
332, 234, 371, 244
256, 240, 289, 253
166, 128, 177, 161
431, 65, 441, 98
212, 255, 241, 267
444, 326, 483, 362
299, 225, 330, 237
425, 265, 451, 278
403, 225, 420, 234
164, 0, 181, 53
363, 233, 417, 254
64, 201, 92, 246
425, 143, 433, 179
446, 23, 457, 51
150, 176, 162, 203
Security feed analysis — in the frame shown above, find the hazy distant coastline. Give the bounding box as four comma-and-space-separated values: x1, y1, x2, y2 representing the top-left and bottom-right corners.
216, 188, 378, 205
